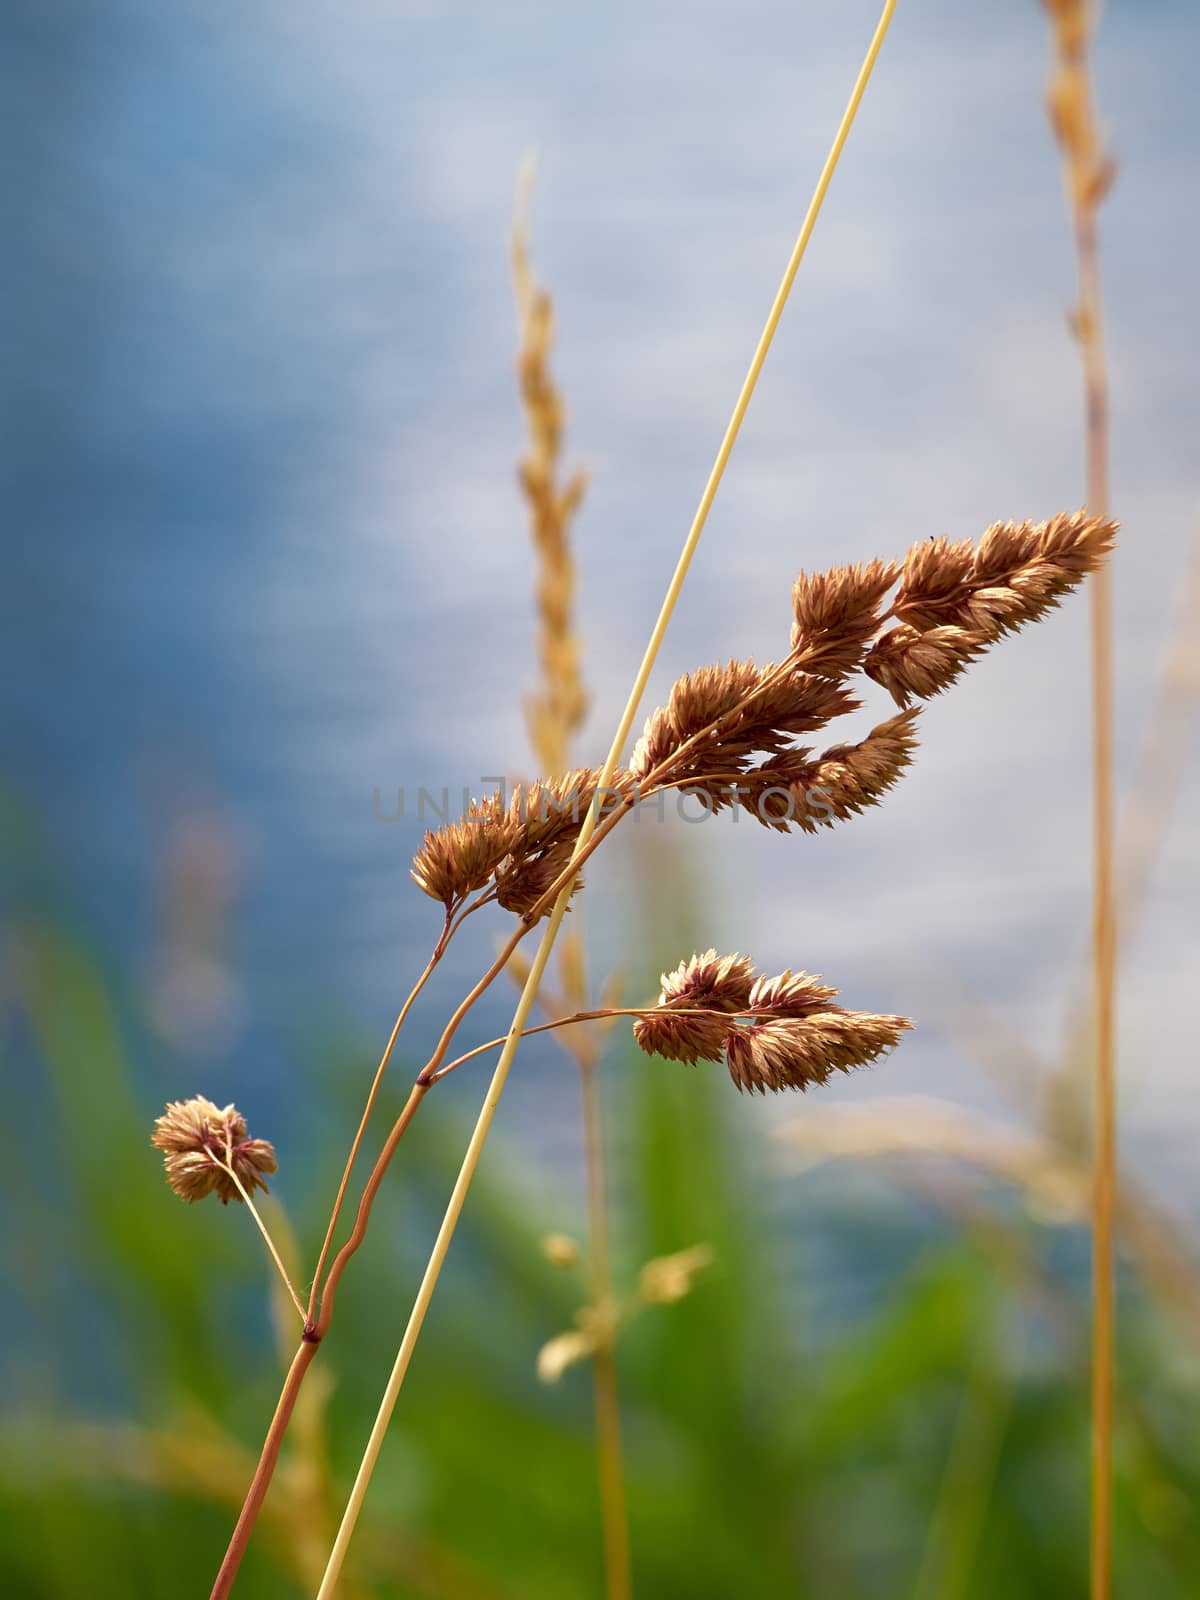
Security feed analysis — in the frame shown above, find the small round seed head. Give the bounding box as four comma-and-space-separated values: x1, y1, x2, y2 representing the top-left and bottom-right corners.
496, 836, 584, 917
494, 769, 629, 919
151, 1095, 277, 1204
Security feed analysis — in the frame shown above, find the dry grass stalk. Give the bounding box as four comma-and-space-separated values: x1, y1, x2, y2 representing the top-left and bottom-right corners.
633, 950, 909, 1093
512, 167, 590, 779
1041, 5, 1118, 1594
509, 181, 631, 1600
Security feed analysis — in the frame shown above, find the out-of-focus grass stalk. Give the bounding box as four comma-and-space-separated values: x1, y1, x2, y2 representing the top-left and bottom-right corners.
1039, 4, 1117, 1592
314, 7, 898, 1591
509, 175, 631, 1599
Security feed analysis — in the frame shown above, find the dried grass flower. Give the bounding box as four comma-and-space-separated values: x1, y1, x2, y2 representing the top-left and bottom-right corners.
790, 558, 900, 679
725, 1010, 909, 1095
152, 1096, 277, 1205
737, 707, 921, 832
632, 949, 756, 1064
410, 794, 521, 909
633, 953, 910, 1094
412, 769, 632, 919
629, 659, 858, 793
621, 511, 1115, 838
865, 511, 1118, 705
512, 246, 589, 775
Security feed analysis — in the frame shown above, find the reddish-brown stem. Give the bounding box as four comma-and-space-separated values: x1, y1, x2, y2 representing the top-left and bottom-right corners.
209, 1081, 431, 1596
209, 1337, 321, 1600
314, 1082, 430, 1335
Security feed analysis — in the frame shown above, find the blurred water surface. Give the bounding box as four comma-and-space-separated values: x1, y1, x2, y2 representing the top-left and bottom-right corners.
3, 0, 1199, 1192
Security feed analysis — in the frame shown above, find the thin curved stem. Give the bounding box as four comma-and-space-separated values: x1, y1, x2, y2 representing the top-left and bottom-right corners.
207, 1082, 432, 1599
316, 9, 898, 1590
425, 1003, 740, 1084
306, 903, 472, 1322
218, 1157, 307, 1322
315, 1083, 429, 1338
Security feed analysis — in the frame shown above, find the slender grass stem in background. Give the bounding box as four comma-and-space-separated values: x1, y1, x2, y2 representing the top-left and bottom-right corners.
314, 7, 899, 1591
1040, 5, 1116, 1592
510, 183, 631, 1600
579, 1054, 630, 1600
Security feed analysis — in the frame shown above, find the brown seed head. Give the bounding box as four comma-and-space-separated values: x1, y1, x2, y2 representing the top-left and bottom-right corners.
790, 558, 899, 679
411, 792, 522, 909
865, 511, 1116, 706
725, 1010, 910, 1095
151, 1096, 277, 1204
633, 948, 756, 1065
738, 708, 921, 831
1042, 0, 1116, 212
744, 969, 840, 1017
494, 768, 626, 918
863, 625, 985, 706
630, 658, 857, 791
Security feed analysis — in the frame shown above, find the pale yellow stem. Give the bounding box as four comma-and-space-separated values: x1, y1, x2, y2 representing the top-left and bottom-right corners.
315, 7, 897, 1591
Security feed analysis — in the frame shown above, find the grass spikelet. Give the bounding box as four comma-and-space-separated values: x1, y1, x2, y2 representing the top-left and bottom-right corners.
410, 793, 520, 909
725, 1010, 910, 1095
737, 706, 921, 831
862, 624, 985, 706
790, 558, 900, 678
632, 952, 909, 1094
629, 659, 858, 789
861, 510, 1117, 704
632, 949, 756, 1063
